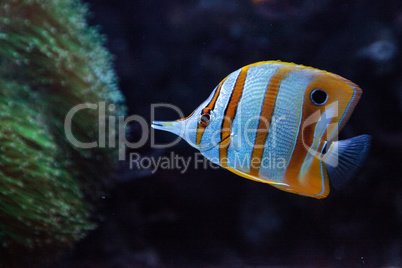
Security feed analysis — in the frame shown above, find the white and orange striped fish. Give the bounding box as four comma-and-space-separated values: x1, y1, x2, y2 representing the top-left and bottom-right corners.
152, 61, 371, 198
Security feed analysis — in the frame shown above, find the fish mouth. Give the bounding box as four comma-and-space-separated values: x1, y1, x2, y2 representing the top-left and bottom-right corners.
151, 120, 185, 137
151, 120, 176, 132
151, 122, 163, 128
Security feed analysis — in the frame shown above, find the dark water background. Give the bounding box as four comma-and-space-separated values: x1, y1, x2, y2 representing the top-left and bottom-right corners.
63, 0, 401, 266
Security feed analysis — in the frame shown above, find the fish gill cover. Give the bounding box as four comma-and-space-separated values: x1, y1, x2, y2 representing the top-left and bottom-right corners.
0, 0, 126, 262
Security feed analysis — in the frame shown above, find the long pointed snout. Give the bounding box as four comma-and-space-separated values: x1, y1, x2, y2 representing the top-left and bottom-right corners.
151, 120, 185, 137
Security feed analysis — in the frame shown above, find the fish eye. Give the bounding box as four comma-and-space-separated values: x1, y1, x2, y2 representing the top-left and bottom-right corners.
199, 109, 211, 127
310, 89, 328, 105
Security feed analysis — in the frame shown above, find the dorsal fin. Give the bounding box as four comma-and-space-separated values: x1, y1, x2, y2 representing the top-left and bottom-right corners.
322, 135, 371, 190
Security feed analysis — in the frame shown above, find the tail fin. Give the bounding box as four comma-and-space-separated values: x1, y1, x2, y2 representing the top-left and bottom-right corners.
322, 134, 371, 190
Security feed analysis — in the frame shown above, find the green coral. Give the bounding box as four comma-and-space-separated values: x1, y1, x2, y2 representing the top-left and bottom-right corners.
0, 0, 126, 252
0, 84, 94, 248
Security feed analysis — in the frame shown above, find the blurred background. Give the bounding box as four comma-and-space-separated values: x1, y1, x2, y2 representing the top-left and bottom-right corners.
2, 0, 401, 266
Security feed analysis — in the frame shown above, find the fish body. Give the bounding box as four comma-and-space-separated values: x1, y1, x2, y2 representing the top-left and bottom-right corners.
152, 61, 371, 198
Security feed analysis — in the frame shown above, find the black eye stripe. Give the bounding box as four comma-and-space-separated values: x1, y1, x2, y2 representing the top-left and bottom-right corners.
199, 109, 211, 127
310, 89, 328, 105
201, 114, 210, 123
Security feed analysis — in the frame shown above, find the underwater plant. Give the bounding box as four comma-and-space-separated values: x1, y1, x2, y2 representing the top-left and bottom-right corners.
0, 0, 126, 260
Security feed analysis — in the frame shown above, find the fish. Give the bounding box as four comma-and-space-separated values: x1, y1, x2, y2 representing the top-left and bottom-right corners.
151, 61, 371, 199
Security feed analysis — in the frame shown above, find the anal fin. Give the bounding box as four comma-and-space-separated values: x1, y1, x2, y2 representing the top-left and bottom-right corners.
226, 166, 289, 187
